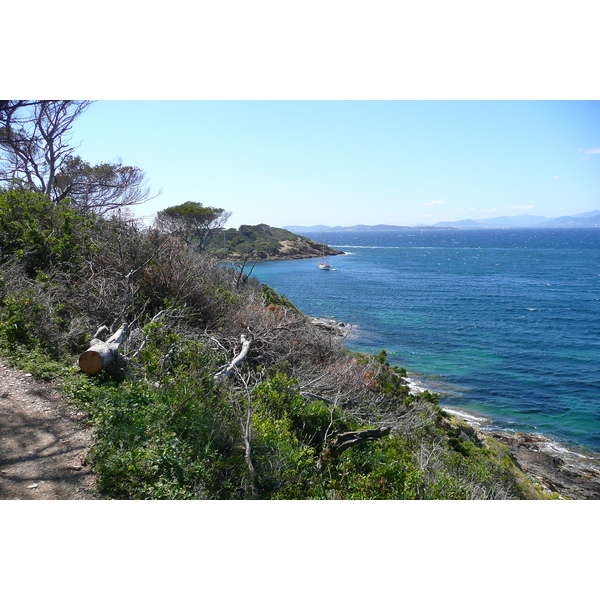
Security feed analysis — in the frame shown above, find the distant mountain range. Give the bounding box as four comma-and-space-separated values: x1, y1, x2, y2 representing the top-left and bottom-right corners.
432, 210, 600, 228
286, 224, 443, 233
286, 210, 600, 233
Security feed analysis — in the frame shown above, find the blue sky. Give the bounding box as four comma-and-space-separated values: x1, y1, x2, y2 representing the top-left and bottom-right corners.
69, 100, 599, 228
11, 4, 599, 230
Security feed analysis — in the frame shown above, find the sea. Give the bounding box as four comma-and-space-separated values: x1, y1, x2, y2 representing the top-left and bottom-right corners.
250, 228, 600, 458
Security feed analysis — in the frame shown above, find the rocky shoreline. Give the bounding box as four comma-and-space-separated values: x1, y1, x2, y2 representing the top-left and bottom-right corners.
314, 326, 600, 499
229, 249, 345, 262
308, 317, 356, 337
442, 406, 600, 500
489, 430, 600, 500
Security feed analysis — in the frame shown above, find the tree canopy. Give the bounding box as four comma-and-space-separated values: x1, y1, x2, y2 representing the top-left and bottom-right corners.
155, 201, 231, 250
53, 155, 154, 214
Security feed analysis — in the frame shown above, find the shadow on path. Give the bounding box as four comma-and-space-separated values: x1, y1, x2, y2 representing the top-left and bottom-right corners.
0, 361, 98, 500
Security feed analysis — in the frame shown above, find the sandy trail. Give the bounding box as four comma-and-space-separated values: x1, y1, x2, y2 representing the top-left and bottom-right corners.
0, 357, 97, 500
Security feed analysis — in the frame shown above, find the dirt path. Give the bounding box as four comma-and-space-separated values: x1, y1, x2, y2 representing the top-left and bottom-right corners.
0, 357, 98, 500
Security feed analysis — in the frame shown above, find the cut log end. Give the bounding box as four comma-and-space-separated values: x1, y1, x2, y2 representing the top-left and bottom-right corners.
78, 350, 104, 374
78, 323, 131, 376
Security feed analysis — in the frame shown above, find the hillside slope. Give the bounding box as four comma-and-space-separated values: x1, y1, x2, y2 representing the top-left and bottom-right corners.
0, 189, 562, 500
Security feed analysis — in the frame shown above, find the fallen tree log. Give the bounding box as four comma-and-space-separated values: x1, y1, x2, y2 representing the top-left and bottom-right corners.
318, 426, 391, 469
78, 323, 130, 375
214, 333, 252, 382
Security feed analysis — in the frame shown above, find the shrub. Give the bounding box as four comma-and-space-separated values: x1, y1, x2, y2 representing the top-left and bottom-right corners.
0, 289, 39, 346
68, 376, 245, 499
0, 189, 96, 276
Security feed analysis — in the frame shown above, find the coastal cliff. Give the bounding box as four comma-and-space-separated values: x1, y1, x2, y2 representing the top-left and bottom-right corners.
211, 224, 344, 261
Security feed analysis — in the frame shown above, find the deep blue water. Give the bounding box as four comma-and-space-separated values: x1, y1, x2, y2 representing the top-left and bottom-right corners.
250, 229, 600, 454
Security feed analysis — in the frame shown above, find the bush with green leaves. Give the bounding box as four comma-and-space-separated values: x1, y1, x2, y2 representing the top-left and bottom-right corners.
260, 284, 298, 311
0, 289, 38, 346
0, 188, 96, 276
67, 375, 245, 499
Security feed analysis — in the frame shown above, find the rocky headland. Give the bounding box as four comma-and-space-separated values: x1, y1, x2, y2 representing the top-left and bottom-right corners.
214, 224, 345, 261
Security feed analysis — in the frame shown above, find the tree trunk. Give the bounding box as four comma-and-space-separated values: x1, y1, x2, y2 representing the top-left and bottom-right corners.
318, 426, 391, 469
78, 323, 130, 375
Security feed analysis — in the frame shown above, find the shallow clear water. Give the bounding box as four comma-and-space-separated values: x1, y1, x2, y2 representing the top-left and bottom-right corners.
251, 228, 600, 454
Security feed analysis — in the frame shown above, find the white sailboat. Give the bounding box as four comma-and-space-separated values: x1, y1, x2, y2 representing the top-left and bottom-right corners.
318, 243, 331, 270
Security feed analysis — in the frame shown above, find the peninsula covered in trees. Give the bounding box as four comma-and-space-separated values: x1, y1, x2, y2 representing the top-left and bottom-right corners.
214, 223, 344, 261
0, 100, 566, 499
154, 202, 343, 261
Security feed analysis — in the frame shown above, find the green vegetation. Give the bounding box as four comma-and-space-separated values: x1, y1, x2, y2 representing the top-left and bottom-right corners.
210, 223, 342, 260
0, 96, 548, 501
0, 185, 550, 500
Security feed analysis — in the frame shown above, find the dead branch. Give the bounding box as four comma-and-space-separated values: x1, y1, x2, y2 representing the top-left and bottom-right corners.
300, 391, 334, 406
128, 310, 165, 359
214, 333, 253, 382
234, 253, 259, 290
240, 381, 258, 498
93, 325, 110, 340
318, 426, 391, 469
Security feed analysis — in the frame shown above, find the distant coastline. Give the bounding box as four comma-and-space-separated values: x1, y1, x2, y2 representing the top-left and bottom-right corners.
226, 242, 343, 262
285, 209, 600, 233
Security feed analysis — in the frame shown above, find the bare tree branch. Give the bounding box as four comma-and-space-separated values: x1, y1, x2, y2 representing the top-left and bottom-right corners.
0, 100, 91, 195
318, 427, 391, 469
214, 332, 253, 382
1, 100, 158, 213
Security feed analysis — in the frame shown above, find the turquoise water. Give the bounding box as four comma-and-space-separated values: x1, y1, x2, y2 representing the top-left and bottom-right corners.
251, 229, 600, 454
